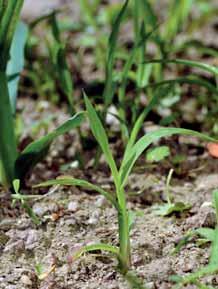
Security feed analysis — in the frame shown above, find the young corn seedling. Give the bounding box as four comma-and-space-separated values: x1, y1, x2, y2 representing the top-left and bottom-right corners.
0, 2, 85, 190
36, 94, 217, 277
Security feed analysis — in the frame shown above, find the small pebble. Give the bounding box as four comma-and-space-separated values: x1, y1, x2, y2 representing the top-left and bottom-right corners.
21, 275, 32, 286
68, 201, 78, 212
95, 196, 106, 207
88, 210, 100, 225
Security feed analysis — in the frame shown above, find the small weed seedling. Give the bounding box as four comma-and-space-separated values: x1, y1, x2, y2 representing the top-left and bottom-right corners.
171, 190, 218, 289
36, 95, 217, 283
12, 179, 40, 225
154, 169, 191, 216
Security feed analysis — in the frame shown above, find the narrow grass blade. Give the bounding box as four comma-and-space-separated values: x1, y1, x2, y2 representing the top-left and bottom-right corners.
7, 21, 28, 113
140, 0, 158, 29
144, 59, 218, 76
84, 94, 119, 188
103, 0, 129, 106
15, 112, 85, 181
70, 243, 120, 262
35, 177, 118, 208
209, 229, 218, 266
144, 77, 218, 96
213, 189, 218, 224
209, 190, 218, 265
120, 128, 216, 187
171, 264, 218, 289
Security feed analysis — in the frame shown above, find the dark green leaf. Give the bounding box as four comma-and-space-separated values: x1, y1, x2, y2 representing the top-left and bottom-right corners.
15, 112, 84, 181
0, 72, 17, 187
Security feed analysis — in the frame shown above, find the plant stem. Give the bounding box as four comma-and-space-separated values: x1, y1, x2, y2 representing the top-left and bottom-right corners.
166, 168, 174, 205
117, 187, 130, 274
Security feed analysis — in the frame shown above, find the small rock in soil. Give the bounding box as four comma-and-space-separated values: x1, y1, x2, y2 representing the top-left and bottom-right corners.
20, 275, 32, 286
68, 201, 79, 212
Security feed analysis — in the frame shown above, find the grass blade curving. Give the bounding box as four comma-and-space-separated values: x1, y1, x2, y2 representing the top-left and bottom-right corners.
35, 176, 118, 208
120, 128, 216, 187
144, 58, 218, 76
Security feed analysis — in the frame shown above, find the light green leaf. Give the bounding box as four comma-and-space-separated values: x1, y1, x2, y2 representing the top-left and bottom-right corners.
210, 190, 218, 265
7, 21, 28, 113
84, 94, 119, 188
71, 243, 120, 261
196, 228, 215, 242
146, 146, 170, 163
145, 58, 218, 76
154, 202, 191, 216
12, 179, 20, 194
144, 76, 218, 96
35, 176, 118, 208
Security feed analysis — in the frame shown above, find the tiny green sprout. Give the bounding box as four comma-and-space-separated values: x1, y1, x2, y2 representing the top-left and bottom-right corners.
35, 262, 56, 280
12, 179, 40, 225
154, 169, 191, 216
13, 179, 20, 194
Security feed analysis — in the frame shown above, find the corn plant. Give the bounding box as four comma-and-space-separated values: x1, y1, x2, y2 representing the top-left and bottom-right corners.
36, 94, 216, 277
0, 2, 84, 190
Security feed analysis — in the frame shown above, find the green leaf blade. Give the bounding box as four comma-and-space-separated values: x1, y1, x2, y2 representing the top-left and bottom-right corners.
84, 94, 119, 188
35, 176, 118, 208
15, 112, 85, 182
120, 128, 216, 187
